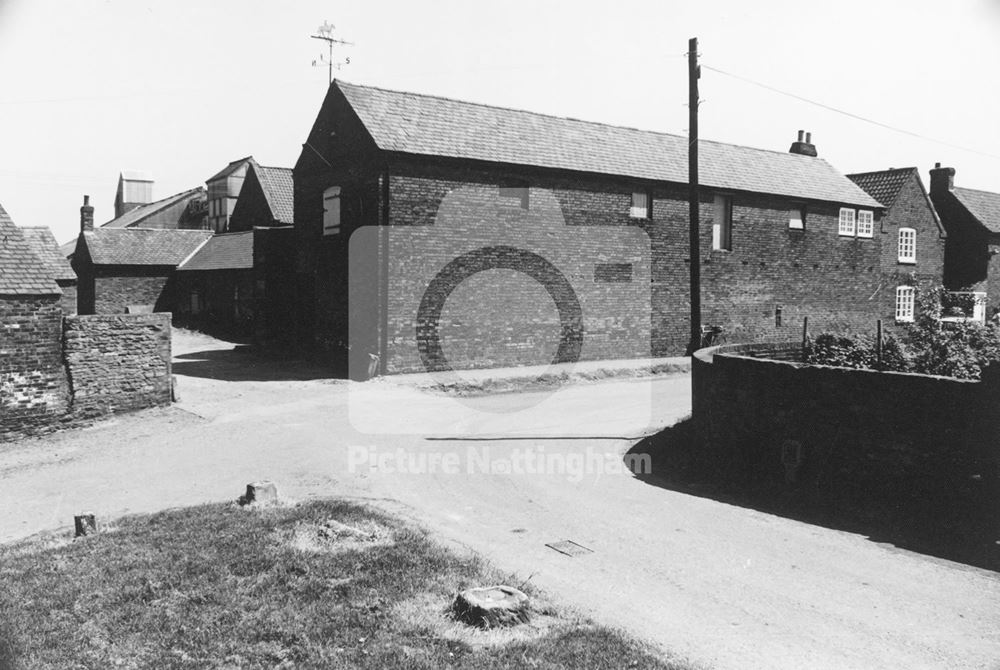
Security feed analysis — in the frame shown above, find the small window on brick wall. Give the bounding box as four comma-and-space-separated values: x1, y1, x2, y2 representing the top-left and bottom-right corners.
895, 286, 915, 322
630, 191, 651, 219
323, 186, 341, 236
857, 210, 874, 238
838, 207, 856, 236
712, 194, 733, 251
789, 206, 805, 230
898, 227, 916, 263
499, 180, 529, 209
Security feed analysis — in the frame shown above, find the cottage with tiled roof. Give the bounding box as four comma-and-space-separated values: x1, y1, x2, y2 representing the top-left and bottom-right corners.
292, 80, 890, 374
21, 225, 78, 314
929, 164, 1000, 317
848, 168, 946, 324
71, 196, 212, 314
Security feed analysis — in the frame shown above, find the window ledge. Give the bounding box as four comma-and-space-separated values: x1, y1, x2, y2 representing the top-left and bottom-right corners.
897, 260, 916, 265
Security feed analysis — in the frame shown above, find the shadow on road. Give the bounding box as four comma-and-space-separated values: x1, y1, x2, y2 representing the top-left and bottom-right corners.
628, 419, 1000, 573
172, 346, 338, 382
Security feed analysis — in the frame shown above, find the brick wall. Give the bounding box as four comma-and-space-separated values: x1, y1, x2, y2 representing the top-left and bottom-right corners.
57, 282, 77, 316
0, 295, 71, 441
691, 343, 999, 493
63, 313, 172, 418
376, 160, 887, 370
93, 269, 175, 314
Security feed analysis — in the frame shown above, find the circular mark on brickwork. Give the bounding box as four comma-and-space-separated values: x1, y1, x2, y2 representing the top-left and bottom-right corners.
416, 246, 583, 374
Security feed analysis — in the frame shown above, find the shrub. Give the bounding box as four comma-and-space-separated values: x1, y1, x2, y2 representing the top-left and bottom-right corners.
805, 286, 1000, 379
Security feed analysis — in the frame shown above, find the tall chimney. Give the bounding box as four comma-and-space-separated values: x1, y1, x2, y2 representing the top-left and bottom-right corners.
789, 130, 818, 157
80, 194, 94, 232
929, 162, 955, 196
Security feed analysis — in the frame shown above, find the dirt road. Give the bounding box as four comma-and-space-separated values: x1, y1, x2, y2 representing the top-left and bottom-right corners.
3, 331, 999, 670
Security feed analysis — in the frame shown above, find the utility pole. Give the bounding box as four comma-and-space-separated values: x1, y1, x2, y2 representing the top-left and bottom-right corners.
311, 21, 353, 84
687, 37, 702, 355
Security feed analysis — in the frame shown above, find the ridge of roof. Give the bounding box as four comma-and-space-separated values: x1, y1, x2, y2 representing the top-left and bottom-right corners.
101, 186, 205, 228
207, 156, 255, 182
332, 80, 882, 208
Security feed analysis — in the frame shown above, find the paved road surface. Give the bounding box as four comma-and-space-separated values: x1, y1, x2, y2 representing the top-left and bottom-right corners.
2, 331, 998, 670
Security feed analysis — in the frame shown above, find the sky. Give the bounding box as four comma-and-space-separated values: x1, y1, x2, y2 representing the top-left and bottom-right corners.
1, 0, 998, 244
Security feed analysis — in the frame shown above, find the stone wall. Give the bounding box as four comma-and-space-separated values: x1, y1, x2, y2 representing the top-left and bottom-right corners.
63, 313, 172, 418
0, 295, 71, 441
691, 342, 1000, 493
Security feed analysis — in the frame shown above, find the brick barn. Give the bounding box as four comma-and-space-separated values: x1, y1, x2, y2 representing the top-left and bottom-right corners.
847, 168, 946, 323
291, 81, 885, 375
174, 231, 256, 338
929, 164, 1000, 317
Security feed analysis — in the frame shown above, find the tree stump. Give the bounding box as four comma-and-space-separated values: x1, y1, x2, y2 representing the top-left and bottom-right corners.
74, 514, 96, 537
452, 585, 530, 628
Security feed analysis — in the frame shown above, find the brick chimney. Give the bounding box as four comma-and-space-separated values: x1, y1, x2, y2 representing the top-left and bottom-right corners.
929, 162, 955, 196
80, 194, 94, 232
789, 130, 818, 157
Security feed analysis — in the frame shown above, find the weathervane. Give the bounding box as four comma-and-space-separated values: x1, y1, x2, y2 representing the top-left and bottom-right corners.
311, 21, 353, 84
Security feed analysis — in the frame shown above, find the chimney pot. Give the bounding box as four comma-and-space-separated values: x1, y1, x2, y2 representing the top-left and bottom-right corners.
805, 132, 812, 143
929, 164, 956, 195
80, 194, 94, 233
789, 130, 818, 157
797, 130, 805, 142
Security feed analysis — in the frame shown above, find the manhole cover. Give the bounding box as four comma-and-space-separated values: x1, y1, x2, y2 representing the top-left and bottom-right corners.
545, 540, 593, 557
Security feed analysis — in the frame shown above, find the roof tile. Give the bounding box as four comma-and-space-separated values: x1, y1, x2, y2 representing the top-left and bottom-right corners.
82, 228, 213, 266
177, 231, 254, 271
954, 187, 1000, 234
20, 227, 77, 282
335, 80, 882, 208
0, 203, 61, 295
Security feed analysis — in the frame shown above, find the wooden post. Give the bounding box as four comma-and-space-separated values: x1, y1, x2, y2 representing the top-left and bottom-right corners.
801, 316, 809, 356
686, 37, 702, 356
74, 514, 96, 537
876, 319, 883, 369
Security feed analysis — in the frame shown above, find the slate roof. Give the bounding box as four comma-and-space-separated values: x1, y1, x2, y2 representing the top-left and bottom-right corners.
254, 165, 294, 224
334, 80, 882, 208
847, 168, 914, 209
101, 186, 205, 229
81, 229, 213, 266
954, 187, 1000, 234
207, 156, 254, 183
0, 202, 61, 295
177, 231, 254, 271
20, 227, 77, 282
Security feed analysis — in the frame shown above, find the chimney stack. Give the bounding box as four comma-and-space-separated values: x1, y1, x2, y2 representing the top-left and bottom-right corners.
929, 162, 955, 196
789, 129, 818, 157
80, 195, 94, 232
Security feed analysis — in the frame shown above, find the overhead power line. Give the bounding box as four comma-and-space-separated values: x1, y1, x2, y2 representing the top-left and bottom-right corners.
701, 63, 1000, 161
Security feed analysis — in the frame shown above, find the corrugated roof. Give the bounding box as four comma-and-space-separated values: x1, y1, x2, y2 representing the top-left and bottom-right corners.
20, 227, 76, 282
0, 203, 61, 295
847, 168, 914, 208
254, 165, 294, 224
335, 80, 882, 208
101, 186, 205, 228
82, 228, 213, 266
177, 231, 254, 271
207, 156, 254, 183
954, 187, 1000, 234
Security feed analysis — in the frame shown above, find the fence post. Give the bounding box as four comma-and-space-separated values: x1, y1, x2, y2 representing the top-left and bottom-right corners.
801, 316, 809, 357
876, 319, 883, 369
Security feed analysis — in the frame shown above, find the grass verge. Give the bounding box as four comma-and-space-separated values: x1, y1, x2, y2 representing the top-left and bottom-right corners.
0, 500, 688, 669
